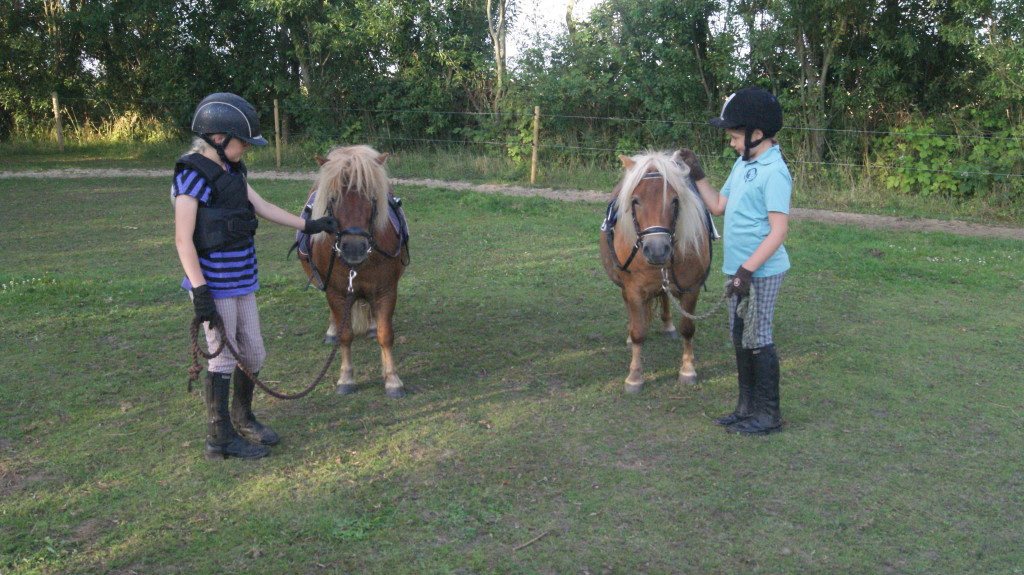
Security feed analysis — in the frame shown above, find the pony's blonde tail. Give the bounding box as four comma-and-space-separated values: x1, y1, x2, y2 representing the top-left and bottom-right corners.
350, 299, 373, 336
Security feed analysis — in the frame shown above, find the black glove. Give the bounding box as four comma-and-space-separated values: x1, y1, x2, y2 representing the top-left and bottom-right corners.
305, 216, 338, 235
728, 266, 753, 298
192, 284, 218, 323
678, 148, 706, 181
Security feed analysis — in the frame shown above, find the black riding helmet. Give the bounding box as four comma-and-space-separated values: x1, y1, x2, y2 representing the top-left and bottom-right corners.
192, 93, 268, 145
709, 87, 783, 160
191, 93, 268, 165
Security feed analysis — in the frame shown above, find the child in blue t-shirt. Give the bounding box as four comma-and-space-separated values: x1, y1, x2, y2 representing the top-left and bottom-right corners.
682, 87, 791, 435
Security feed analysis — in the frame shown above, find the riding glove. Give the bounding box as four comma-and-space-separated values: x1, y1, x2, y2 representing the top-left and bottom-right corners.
192, 284, 218, 323
728, 266, 753, 298
305, 217, 339, 235
678, 148, 706, 181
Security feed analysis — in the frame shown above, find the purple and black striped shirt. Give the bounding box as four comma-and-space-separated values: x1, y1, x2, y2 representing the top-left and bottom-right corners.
174, 168, 260, 298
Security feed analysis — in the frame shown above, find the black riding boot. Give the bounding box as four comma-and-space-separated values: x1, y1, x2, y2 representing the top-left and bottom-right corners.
715, 346, 756, 426
716, 310, 755, 425
728, 344, 782, 435
230, 366, 280, 446
204, 371, 270, 460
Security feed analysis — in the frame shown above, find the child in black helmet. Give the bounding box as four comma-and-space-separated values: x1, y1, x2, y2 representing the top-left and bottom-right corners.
173, 92, 338, 459
681, 87, 791, 435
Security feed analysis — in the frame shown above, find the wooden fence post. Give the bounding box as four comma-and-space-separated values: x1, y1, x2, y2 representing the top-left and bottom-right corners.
530, 106, 540, 184
274, 99, 281, 169
51, 92, 65, 152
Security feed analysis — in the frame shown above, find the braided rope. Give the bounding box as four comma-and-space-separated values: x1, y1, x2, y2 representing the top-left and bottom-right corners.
734, 282, 760, 349
661, 272, 729, 322
187, 291, 354, 399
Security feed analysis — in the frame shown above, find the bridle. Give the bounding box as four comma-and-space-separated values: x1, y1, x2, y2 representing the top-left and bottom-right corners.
329, 196, 405, 266
308, 191, 407, 293
607, 171, 680, 272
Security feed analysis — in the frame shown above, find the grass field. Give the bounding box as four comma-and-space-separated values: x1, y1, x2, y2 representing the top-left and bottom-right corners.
1, 172, 1023, 574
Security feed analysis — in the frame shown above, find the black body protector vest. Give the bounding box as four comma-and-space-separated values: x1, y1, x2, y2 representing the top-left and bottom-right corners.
175, 153, 259, 256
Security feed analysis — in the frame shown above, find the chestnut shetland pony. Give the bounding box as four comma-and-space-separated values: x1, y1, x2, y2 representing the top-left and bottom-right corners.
599, 150, 712, 394
303, 145, 409, 398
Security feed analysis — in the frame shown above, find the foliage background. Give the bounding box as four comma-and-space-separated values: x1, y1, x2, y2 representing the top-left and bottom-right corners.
3, 0, 1024, 206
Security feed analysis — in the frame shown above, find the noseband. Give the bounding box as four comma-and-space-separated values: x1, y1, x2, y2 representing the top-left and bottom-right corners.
609, 172, 679, 272
329, 200, 377, 269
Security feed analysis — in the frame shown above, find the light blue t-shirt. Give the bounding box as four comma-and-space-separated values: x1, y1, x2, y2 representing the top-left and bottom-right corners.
720, 145, 791, 277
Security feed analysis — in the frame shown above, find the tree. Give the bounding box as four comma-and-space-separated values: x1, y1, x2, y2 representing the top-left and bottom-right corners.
486, 0, 511, 118
0, 0, 91, 137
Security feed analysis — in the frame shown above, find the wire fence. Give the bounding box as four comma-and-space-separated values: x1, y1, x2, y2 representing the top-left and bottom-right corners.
28, 95, 1024, 190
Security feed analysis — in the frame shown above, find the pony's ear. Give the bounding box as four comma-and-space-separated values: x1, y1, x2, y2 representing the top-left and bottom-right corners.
618, 154, 635, 169
375, 153, 390, 166
315, 155, 327, 166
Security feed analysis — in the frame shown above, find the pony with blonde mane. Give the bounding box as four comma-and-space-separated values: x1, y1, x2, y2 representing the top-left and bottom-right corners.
302, 145, 410, 398
599, 149, 713, 393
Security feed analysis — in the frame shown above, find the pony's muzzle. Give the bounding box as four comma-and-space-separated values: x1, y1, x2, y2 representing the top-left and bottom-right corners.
641, 234, 673, 265
338, 237, 371, 266
335, 228, 373, 266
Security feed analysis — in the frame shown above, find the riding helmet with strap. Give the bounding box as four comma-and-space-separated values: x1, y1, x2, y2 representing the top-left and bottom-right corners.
191, 92, 268, 165
709, 87, 783, 160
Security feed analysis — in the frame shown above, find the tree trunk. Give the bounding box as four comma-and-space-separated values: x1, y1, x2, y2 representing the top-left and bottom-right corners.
566, 0, 576, 36
487, 0, 508, 121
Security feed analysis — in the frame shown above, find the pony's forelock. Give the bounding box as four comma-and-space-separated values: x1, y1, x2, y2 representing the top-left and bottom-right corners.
311, 145, 391, 233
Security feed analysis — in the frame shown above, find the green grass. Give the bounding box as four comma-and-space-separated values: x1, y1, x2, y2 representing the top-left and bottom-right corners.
1, 173, 1023, 574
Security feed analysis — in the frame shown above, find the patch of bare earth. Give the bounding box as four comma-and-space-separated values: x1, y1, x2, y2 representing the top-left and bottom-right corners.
3, 168, 1022, 240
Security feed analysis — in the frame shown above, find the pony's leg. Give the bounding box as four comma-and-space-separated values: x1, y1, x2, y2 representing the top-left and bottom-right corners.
624, 295, 648, 393
366, 313, 378, 339
336, 342, 357, 394
374, 294, 404, 399
325, 309, 339, 344
659, 292, 679, 339
326, 292, 358, 395
676, 293, 699, 386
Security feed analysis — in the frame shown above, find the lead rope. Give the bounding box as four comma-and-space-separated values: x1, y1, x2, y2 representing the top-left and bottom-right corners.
661, 268, 729, 321
187, 285, 356, 400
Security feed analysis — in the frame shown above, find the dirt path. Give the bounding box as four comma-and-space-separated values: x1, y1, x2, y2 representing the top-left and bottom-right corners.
4, 168, 1023, 240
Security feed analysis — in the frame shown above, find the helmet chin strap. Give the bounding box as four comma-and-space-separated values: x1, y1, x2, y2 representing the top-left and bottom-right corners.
200, 134, 237, 167
742, 127, 766, 161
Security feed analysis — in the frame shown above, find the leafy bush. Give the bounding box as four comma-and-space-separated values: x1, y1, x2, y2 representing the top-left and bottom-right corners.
873, 117, 1024, 202
874, 124, 963, 197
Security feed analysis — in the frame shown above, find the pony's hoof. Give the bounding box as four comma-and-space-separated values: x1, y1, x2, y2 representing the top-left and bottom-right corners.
624, 381, 644, 394
336, 384, 357, 395
325, 335, 339, 345
678, 372, 698, 386
663, 329, 680, 340
365, 328, 378, 339
385, 386, 406, 399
